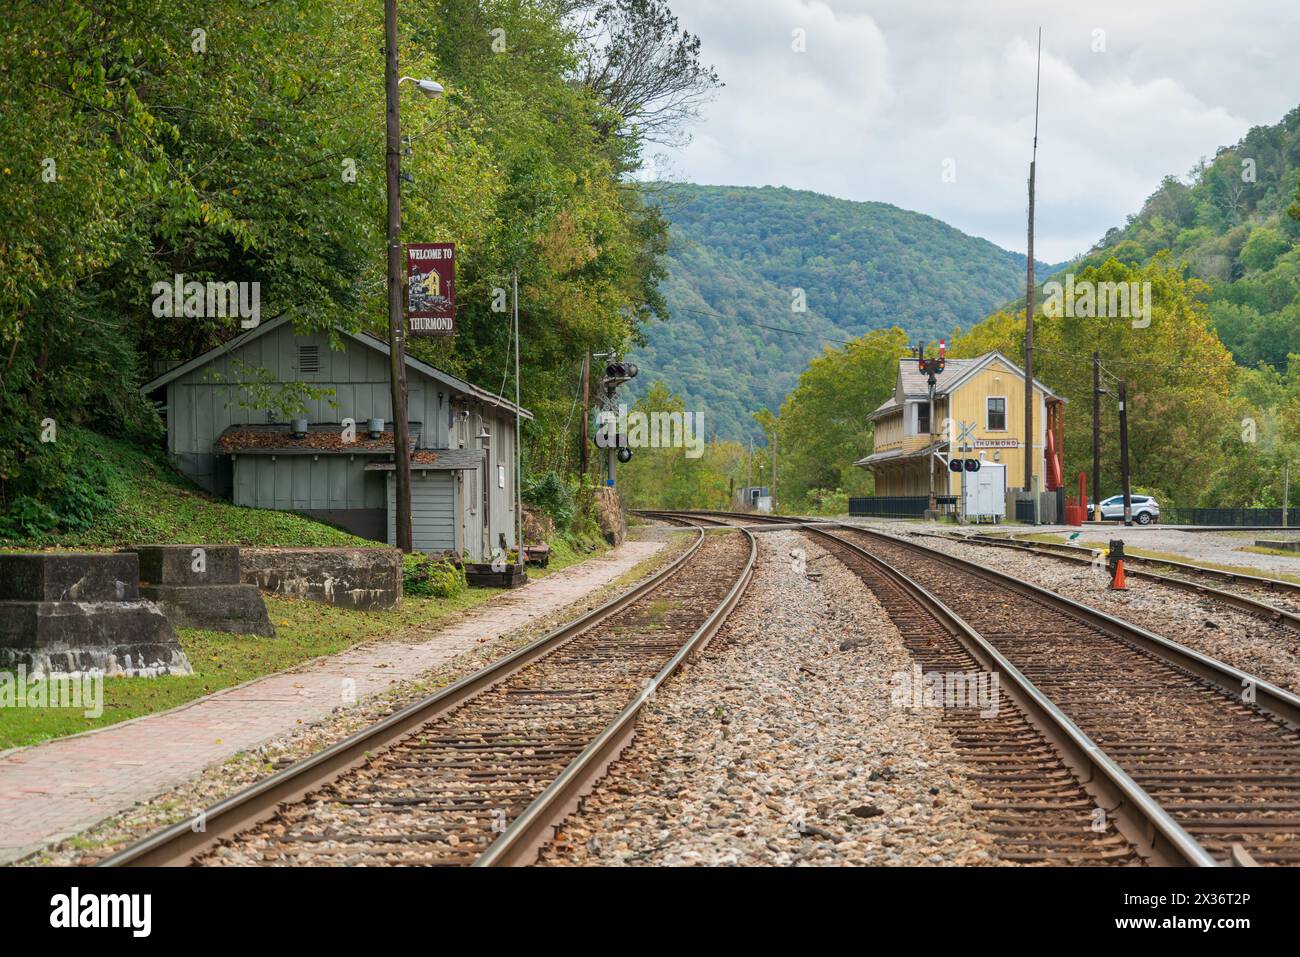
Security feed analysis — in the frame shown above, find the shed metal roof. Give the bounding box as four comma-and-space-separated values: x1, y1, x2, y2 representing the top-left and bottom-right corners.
141, 313, 533, 420
213, 422, 422, 455
364, 448, 483, 471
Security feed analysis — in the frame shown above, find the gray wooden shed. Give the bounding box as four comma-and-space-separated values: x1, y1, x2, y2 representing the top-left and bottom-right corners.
141, 315, 531, 561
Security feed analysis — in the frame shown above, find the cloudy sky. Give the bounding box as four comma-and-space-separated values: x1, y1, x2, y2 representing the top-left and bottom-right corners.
645, 0, 1300, 262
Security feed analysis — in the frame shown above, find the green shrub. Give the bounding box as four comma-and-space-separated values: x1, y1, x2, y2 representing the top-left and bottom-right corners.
402, 553, 468, 599
804, 487, 848, 516
0, 426, 116, 538
523, 469, 575, 530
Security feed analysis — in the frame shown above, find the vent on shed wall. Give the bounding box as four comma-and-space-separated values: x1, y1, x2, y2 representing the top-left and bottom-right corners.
298, 344, 320, 373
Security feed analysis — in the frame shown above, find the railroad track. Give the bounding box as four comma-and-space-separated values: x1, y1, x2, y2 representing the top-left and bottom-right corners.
100, 519, 755, 867
643, 510, 1300, 866
912, 529, 1300, 630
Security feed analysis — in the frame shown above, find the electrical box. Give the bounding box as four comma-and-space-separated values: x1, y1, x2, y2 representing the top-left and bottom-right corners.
962, 462, 1006, 522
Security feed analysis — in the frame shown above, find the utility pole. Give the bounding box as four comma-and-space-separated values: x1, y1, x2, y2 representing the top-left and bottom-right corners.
1118, 379, 1132, 526
764, 429, 774, 512
748, 435, 754, 499
1092, 351, 1102, 522
578, 354, 590, 477
513, 271, 522, 569
1024, 27, 1042, 502
1282, 461, 1289, 527
384, 0, 412, 553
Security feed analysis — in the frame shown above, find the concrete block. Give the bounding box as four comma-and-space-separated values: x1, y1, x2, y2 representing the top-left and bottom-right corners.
0, 552, 138, 602
131, 544, 242, 585
0, 600, 191, 677
1256, 539, 1300, 552
240, 548, 402, 611
0, 552, 191, 676
139, 583, 276, 636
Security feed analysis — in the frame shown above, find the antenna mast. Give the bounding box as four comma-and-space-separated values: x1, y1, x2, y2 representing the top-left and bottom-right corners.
1023, 27, 1042, 508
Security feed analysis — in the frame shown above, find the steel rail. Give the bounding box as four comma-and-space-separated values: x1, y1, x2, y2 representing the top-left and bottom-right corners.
902, 530, 1300, 631
680, 510, 1300, 729
474, 525, 757, 866
644, 509, 1216, 866
993, 531, 1300, 596
100, 523, 714, 867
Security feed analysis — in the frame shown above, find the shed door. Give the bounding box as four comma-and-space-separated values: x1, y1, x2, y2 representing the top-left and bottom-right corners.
387, 471, 456, 553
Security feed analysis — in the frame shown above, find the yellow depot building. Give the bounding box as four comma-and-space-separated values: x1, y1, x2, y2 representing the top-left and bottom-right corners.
854, 351, 1065, 509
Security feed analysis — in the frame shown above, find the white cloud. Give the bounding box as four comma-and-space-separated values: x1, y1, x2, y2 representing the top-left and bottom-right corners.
656, 0, 1300, 261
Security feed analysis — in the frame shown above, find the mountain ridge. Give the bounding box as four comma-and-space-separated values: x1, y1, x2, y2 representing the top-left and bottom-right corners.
632, 182, 1056, 439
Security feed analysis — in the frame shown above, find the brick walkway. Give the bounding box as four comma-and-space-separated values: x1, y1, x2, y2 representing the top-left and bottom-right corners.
0, 539, 665, 863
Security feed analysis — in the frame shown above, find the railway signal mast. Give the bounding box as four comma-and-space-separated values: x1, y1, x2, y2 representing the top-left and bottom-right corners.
913, 339, 947, 513
592, 353, 638, 486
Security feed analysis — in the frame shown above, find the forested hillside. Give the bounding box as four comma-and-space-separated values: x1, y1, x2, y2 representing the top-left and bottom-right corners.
1062, 106, 1300, 369
633, 184, 1054, 439
937, 105, 1300, 510
0, 0, 715, 539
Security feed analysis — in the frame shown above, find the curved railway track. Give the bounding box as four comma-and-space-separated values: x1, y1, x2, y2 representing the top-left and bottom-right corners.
642, 510, 1300, 866
100, 519, 755, 867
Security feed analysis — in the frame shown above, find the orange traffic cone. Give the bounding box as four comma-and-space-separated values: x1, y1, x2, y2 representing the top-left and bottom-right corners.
1110, 559, 1128, 591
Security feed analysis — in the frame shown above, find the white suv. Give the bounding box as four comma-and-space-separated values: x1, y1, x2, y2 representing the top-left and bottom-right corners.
1090, 494, 1160, 525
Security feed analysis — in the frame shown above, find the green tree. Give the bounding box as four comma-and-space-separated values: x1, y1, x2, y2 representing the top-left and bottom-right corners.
774, 327, 910, 507
951, 258, 1238, 507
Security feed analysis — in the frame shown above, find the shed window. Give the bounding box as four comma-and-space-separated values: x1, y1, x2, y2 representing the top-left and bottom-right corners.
987, 397, 1007, 431
298, 344, 320, 373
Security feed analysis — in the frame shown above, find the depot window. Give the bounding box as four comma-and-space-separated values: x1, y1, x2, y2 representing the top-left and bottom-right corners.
987, 397, 1007, 431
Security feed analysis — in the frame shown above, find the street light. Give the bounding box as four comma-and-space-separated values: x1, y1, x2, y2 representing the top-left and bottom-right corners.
399, 77, 444, 99
384, 0, 442, 553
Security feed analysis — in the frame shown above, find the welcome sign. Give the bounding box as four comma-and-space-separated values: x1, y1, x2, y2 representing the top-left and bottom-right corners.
405, 242, 455, 336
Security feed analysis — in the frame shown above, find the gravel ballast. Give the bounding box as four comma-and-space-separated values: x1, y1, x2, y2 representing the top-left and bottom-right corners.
539, 530, 1002, 866
893, 531, 1300, 697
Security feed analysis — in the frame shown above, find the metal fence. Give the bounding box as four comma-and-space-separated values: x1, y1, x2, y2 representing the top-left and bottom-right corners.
1160, 507, 1300, 527
847, 496, 929, 518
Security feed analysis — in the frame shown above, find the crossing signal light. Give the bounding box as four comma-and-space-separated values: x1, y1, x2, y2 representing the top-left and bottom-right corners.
949, 459, 963, 473
964, 458, 981, 472
617, 447, 633, 463
605, 361, 638, 381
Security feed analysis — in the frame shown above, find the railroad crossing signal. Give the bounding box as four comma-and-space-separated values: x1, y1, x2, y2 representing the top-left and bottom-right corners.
949, 420, 980, 473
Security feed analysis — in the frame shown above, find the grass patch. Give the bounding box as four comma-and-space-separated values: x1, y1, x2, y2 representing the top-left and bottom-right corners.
0, 531, 619, 751
528, 530, 607, 577
1238, 544, 1300, 559
0, 589, 501, 751
0, 429, 373, 550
